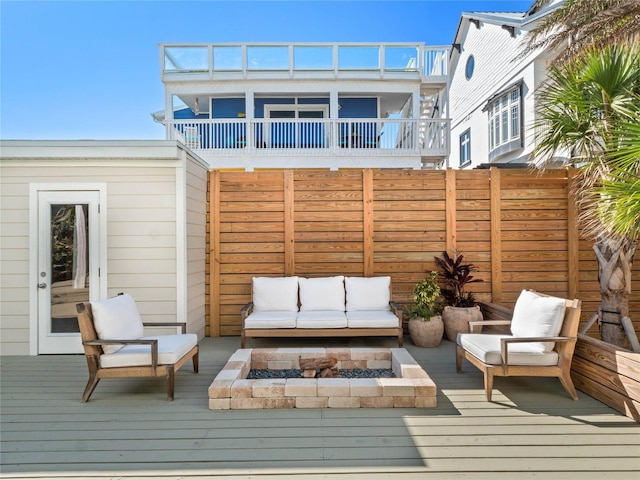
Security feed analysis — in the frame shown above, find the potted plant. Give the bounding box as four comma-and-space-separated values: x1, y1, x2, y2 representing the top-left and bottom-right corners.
404, 271, 444, 347
434, 251, 484, 342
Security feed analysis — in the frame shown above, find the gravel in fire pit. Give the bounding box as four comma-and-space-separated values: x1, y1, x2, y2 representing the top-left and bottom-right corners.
247, 369, 395, 379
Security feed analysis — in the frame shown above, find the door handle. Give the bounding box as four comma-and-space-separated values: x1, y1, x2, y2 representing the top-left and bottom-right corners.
38, 283, 47, 289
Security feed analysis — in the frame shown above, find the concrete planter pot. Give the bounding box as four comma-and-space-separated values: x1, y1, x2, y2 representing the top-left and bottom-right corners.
408, 315, 444, 348
442, 305, 483, 342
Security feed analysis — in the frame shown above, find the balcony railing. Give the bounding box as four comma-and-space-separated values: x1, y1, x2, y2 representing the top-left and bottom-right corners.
160, 43, 449, 81
166, 118, 449, 157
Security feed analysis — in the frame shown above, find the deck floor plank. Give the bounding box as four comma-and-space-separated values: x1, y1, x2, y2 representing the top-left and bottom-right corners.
2, 336, 639, 478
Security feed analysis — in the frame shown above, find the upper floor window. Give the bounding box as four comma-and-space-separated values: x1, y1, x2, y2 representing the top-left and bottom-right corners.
465, 56, 475, 80
460, 129, 471, 167
487, 84, 522, 161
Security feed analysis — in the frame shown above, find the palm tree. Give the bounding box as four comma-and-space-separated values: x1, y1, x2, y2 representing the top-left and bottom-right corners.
590, 121, 640, 241
533, 43, 640, 347
527, 0, 640, 67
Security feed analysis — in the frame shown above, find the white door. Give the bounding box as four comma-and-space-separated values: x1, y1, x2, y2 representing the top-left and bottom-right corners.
37, 190, 101, 354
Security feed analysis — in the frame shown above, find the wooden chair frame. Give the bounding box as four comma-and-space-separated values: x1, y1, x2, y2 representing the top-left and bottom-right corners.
76, 302, 199, 402
456, 292, 582, 402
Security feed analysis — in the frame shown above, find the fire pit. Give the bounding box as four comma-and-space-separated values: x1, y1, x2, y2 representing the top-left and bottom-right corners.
208, 347, 437, 409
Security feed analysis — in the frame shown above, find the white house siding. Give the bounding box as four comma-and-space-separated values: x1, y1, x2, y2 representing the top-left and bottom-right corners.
184, 153, 208, 340
0, 176, 30, 355
449, 19, 543, 169
0, 141, 208, 355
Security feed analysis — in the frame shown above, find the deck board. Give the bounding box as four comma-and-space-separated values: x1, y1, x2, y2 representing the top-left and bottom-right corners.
2, 336, 639, 478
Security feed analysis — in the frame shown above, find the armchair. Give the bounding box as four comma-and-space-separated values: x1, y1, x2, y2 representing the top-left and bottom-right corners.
456, 290, 582, 401
75, 294, 199, 402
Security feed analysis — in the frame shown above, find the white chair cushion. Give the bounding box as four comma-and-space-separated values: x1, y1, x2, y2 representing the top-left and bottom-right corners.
296, 310, 348, 328
244, 311, 297, 329
99, 333, 198, 368
91, 294, 144, 354
458, 333, 559, 366
299, 276, 345, 311
345, 276, 390, 311
252, 277, 299, 312
511, 290, 566, 352
346, 310, 399, 328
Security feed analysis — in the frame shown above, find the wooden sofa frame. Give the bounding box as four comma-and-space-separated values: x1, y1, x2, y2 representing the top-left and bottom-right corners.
240, 302, 404, 348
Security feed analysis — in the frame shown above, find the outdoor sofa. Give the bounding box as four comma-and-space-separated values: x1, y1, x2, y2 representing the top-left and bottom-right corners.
240, 275, 404, 347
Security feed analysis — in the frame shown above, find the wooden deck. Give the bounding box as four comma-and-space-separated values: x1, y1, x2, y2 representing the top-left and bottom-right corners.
2, 336, 639, 479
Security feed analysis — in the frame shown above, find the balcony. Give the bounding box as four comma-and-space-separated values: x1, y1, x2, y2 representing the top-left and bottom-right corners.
167, 117, 449, 163
160, 43, 449, 84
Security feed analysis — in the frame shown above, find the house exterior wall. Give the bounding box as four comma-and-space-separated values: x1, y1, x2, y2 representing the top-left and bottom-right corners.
0, 141, 207, 355
184, 154, 208, 340
448, 19, 546, 169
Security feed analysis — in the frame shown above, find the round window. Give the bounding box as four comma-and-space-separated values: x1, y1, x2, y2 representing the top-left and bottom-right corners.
465, 55, 475, 80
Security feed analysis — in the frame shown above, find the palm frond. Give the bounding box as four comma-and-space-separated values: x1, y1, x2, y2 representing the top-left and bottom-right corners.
526, 0, 640, 66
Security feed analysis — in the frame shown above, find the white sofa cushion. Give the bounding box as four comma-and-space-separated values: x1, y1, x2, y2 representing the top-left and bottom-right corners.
296, 310, 348, 328
511, 290, 566, 352
91, 294, 144, 354
99, 333, 198, 368
244, 311, 297, 329
457, 333, 559, 366
252, 276, 299, 312
346, 310, 399, 328
299, 276, 345, 311
345, 276, 390, 311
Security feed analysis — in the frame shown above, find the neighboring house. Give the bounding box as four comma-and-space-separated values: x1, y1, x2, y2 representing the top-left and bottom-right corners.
447, 0, 564, 169
153, 43, 450, 170
0, 141, 208, 355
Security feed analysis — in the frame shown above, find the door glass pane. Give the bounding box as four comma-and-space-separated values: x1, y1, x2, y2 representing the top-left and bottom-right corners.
50, 204, 89, 334
270, 110, 295, 119
299, 111, 324, 119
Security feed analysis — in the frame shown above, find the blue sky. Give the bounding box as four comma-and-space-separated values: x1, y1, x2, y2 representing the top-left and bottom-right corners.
1, 0, 532, 140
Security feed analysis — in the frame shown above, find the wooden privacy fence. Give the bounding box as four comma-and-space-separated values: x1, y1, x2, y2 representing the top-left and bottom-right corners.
206, 168, 639, 337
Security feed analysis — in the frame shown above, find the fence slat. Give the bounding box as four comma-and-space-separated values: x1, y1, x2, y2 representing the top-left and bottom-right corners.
490, 167, 503, 304
205, 168, 639, 337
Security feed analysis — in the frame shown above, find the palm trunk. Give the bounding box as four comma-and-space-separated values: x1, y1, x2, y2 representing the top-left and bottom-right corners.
593, 237, 637, 348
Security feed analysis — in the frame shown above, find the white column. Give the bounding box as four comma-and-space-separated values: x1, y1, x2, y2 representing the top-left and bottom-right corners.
330, 91, 339, 119
165, 91, 174, 139
412, 86, 420, 120
245, 91, 254, 119
330, 90, 340, 153
245, 91, 254, 152
412, 87, 421, 151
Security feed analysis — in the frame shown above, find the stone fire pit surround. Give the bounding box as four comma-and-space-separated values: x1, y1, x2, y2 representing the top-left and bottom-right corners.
209, 347, 437, 409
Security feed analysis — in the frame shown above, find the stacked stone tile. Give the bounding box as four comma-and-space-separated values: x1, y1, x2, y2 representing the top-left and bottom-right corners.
208, 347, 437, 409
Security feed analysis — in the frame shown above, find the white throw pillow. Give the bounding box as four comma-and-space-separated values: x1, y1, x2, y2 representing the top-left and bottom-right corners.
91, 294, 145, 354
510, 290, 566, 352
345, 276, 390, 311
252, 277, 299, 312
299, 276, 345, 311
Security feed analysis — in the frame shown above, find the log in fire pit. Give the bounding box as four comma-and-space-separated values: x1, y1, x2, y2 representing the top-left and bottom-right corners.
300, 356, 339, 378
